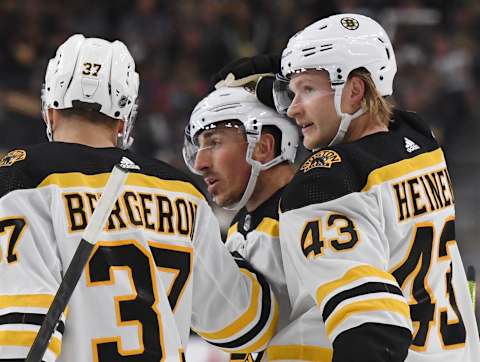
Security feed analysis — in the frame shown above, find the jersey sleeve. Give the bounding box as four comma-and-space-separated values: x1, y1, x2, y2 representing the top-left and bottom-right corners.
279, 170, 412, 361
190, 201, 278, 354
0, 177, 64, 361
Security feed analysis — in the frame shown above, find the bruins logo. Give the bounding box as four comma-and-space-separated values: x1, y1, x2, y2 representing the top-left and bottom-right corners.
341, 17, 359, 30
0, 149, 27, 167
301, 150, 341, 173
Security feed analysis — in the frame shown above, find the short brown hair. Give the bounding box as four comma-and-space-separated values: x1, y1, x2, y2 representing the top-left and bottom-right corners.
57, 102, 119, 128
349, 68, 393, 126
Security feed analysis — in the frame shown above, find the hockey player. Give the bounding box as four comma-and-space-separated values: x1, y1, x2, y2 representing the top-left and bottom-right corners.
271, 13, 480, 361
0, 34, 277, 361
183, 62, 299, 362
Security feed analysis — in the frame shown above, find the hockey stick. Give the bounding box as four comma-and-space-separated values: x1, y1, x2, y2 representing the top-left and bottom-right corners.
26, 161, 132, 362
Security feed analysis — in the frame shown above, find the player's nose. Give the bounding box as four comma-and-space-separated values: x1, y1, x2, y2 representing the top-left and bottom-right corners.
194, 148, 211, 173
287, 95, 303, 120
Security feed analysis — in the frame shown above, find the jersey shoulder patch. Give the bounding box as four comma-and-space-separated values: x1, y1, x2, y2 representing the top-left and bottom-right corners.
0, 146, 37, 198
300, 149, 342, 173
0, 149, 27, 167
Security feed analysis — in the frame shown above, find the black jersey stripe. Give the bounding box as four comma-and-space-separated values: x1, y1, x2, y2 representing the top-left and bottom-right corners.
322, 282, 403, 322
0, 313, 65, 334
207, 254, 273, 349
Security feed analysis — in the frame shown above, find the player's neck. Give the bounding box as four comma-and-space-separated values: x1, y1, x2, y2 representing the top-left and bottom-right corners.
246, 163, 294, 212
53, 119, 117, 148
344, 112, 388, 142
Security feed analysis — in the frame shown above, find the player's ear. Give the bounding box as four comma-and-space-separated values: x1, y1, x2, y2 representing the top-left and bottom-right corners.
117, 120, 125, 134
49, 108, 60, 129
345, 75, 365, 110
253, 132, 275, 163
46, 108, 54, 125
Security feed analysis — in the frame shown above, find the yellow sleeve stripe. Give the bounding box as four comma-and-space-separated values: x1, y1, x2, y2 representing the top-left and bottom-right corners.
235, 299, 279, 353
316, 265, 397, 306
0, 294, 54, 309
266, 344, 333, 361
362, 148, 444, 192
0, 330, 61, 357
256, 217, 279, 238
325, 298, 410, 337
227, 223, 238, 240
196, 268, 260, 341
38, 172, 205, 200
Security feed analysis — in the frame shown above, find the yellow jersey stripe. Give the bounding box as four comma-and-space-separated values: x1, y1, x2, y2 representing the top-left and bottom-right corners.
0, 330, 61, 357
266, 344, 333, 361
325, 297, 410, 337
0, 294, 54, 309
227, 223, 238, 240
236, 299, 279, 353
362, 148, 444, 192
316, 265, 397, 305
38, 172, 205, 200
256, 217, 279, 238
196, 269, 260, 340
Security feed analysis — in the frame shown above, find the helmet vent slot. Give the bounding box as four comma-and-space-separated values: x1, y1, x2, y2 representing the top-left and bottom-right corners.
385, 47, 390, 60
212, 103, 242, 112
302, 47, 316, 52
319, 25, 328, 30
304, 52, 315, 57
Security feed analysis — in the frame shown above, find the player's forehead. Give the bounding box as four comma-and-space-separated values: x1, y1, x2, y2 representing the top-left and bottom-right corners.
289, 70, 330, 90
196, 120, 244, 141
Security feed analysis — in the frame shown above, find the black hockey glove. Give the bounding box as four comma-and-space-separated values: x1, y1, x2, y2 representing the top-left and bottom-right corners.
211, 55, 280, 109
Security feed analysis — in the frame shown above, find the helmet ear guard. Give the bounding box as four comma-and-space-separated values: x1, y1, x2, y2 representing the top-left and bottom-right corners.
41, 34, 139, 149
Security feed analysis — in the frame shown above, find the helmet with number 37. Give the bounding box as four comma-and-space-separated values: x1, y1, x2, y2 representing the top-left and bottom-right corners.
41, 34, 139, 149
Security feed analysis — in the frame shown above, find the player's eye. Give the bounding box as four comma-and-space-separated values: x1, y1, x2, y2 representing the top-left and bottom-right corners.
303, 85, 314, 94
204, 136, 222, 149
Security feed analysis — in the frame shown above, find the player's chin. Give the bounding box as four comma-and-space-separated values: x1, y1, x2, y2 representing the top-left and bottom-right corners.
212, 192, 227, 207
214, 193, 239, 208
303, 130, 326, 150
303, 135, 318, 150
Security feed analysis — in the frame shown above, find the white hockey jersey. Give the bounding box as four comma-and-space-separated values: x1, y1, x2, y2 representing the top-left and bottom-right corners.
225, 188, 292, 362
275, 110, 479, 361
0, 142, 277, 361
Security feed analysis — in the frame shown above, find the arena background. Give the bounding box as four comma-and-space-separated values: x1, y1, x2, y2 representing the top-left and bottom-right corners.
1, 1, 479, 360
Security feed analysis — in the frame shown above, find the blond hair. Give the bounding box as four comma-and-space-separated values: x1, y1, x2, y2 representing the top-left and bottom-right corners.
349, 68, 393, 126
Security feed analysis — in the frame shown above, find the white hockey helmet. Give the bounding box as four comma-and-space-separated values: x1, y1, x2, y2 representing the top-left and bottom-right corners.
183, 86, 299, 210
274, 14, 396, 146
41, 34, 139, 149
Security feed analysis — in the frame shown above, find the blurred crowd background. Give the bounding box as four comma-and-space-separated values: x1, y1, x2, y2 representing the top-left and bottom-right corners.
1, 0, 480, 335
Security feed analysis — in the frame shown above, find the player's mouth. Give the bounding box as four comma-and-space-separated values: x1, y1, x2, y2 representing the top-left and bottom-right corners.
299, 122, 314, 135
204, 176, 220, 194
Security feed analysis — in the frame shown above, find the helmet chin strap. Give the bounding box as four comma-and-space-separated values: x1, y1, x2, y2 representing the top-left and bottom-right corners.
223, 163, 261, 211
328, 85, 364, 146
44, 110, 54, 142
223, 141, 262, 211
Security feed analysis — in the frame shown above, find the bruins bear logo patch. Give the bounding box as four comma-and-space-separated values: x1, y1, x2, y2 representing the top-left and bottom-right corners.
301, 150, 341, 173
341, 17, 359, 30
0, 149, 27, 167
